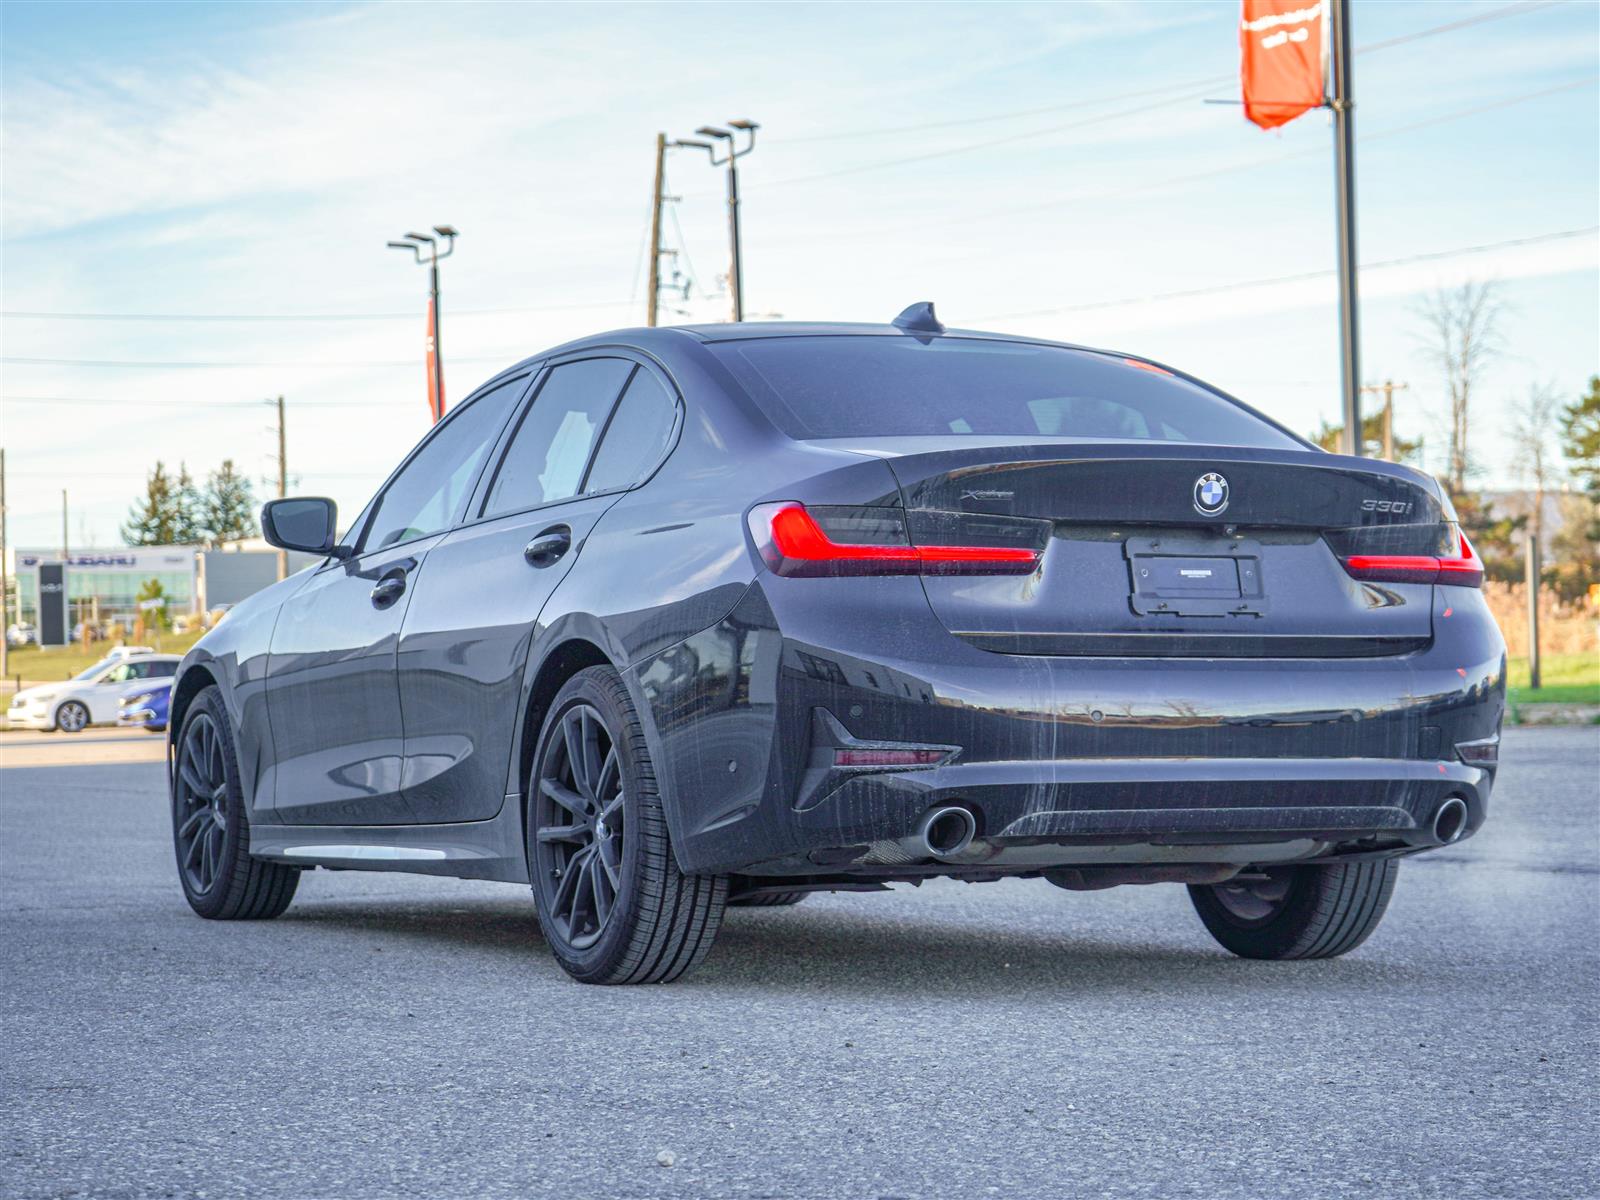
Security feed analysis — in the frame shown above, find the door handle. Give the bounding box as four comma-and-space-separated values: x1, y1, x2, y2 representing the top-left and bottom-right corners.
370, 575, 407, 607
524, 526, 572, 568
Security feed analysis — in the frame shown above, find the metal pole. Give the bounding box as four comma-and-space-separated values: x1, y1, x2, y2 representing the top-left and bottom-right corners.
1330, 0, 1362, 456
647, 133, 666, 327
276, 395, 288, 581
61, 489, 68, 560
430, 252, 445, 421
1526, 529, 1541, 690
726, 156, 743, 323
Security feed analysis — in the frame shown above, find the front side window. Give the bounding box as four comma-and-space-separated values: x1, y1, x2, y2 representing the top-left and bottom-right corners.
480, 358, 635, 518
708, 336, 1303, 449
360, 375, 527, 553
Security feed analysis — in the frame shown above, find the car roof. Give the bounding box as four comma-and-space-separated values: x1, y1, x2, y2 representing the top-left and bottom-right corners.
486, 319, 1122, 381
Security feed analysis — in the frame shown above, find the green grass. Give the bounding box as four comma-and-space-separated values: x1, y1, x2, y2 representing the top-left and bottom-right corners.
1506, 652, 1599, 707
3, 627, 207, 685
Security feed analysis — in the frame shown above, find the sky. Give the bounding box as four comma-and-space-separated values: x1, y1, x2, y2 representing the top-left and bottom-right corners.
2, 0, 1597, 551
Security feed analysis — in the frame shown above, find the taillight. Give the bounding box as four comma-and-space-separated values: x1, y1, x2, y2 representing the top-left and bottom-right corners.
1336, 525, 1484, 588
748, 502, 1045, 578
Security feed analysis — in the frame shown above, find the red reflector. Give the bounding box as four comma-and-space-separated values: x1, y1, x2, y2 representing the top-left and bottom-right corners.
833, 748, 949, 768
762, 503, 1039, 576
1341, 530, 1484, 588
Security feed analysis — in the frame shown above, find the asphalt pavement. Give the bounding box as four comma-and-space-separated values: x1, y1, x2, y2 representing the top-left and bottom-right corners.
2, 727, 1597, 1199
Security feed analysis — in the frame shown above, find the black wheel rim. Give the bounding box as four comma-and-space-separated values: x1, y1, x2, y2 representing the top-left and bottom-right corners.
174, 713, 229, 895
533, 703, 624, 951
1210, 869, 1294, 924
59, 702, 87, 732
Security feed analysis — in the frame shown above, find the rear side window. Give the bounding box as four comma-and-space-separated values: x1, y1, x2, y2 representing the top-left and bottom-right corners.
585, 369, 678, 493
480, 358, 635, 518
708, 336, 1300, 449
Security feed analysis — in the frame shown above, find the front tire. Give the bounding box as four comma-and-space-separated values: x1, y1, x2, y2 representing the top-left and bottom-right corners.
1189, 860, 1398, 960
55, 700, 89, 733
172, 685, 299, 920
527, 666, 727, 985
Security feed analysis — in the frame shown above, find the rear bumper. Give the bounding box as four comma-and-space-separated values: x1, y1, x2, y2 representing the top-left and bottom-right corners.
638, 577, 1506, 876
777, 754, 1490, 873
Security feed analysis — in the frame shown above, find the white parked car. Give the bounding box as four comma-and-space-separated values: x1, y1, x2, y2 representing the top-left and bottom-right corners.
7, 653, 181, 733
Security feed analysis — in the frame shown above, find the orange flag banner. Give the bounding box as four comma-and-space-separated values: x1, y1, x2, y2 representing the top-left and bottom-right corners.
425, 297, 444, 424
1239, 0, 1327, 130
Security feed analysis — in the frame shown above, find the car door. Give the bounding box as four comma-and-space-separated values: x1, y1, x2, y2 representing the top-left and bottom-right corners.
398, 355, 680, 822
81, 661, 136, 724
262, 376, 527, 825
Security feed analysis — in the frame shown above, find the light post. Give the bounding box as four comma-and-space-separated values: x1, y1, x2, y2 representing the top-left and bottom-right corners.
677, 120, 758, 322
387, 225, 458, 422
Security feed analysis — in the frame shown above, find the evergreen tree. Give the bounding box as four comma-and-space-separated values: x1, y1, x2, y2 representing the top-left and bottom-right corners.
173, 462, 204, 545
1561, 376, 1600, 507
1311, 414, 1424, 464
200, 459, 258, 548
121, 462, 185, 545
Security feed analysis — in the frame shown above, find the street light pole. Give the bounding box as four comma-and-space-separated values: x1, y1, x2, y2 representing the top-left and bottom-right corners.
1330, 0, 1362, 456
685, 121, 758, 323
388, 226, 458, 423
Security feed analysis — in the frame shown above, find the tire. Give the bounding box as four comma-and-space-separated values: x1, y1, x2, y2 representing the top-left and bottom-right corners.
55, 700, 90, 733
172, 685, 299, 920
526, 666, 727, 985
728, 881, 809, 907
1189, 860, 1398, 960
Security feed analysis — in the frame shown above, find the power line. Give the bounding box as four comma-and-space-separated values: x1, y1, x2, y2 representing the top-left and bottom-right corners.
764, 0, 1556, 147
0, 355, 515, 370
0, 299, 637, 323
773, 75, 1234, 143
1353, 0, 1558, 54
792, 75, 1597, 246
972, 226, 1598, 322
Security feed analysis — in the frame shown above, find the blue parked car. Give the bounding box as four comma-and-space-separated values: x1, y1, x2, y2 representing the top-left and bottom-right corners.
118, 681, 171, 733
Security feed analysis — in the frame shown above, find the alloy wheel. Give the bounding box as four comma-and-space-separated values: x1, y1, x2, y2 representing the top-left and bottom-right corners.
174, 712, 230, 895
56, 701, 89, 733
533, 703, 625, 950
1209, 869, 1294, 924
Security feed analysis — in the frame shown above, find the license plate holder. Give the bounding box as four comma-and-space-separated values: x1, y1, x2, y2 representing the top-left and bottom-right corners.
1125, 536, 1268, 617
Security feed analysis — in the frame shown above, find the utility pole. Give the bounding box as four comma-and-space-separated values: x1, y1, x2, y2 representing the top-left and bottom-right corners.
387, 226, 458, 423
1526, 529, 1542, 690
1359, 380, 1409, 460
1330, 0, 1362, 456
61, 489, 68, 561
274, 395, 288, 580
1, 448, 8, 680
678, 121, 759, 323
647, 133, 667, 327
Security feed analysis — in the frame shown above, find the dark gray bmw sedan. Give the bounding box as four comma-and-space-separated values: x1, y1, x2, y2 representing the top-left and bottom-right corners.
167, 304, 1506, 984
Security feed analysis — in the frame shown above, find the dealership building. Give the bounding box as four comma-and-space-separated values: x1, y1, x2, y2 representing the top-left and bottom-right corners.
7, 543, 317, 645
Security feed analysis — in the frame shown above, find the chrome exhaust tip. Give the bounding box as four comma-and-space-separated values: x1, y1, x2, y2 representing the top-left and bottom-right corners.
918, 805, 977, 858
1431, 797, 1469, 846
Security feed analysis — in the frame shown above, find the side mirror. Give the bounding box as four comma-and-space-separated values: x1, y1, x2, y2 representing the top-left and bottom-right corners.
261, 497, 348, 558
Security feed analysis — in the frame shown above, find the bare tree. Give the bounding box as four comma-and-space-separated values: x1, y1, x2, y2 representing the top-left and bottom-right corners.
1506, 381, 1564, 552
1415, 280, 1504, 494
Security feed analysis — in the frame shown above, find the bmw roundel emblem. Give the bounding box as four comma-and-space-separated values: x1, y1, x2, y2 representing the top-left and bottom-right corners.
1193, 472, 1229, 515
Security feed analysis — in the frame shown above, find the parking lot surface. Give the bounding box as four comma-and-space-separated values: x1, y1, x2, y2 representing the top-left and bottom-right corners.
3, 727, 1596, 1198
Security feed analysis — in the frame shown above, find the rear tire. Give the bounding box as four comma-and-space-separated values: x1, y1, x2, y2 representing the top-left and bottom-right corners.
527, 666, 727, 985
1188, 860, 1398, 960
172, 685, 299, 920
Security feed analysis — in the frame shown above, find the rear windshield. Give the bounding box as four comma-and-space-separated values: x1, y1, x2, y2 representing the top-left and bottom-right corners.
709, 335, 1301, 448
